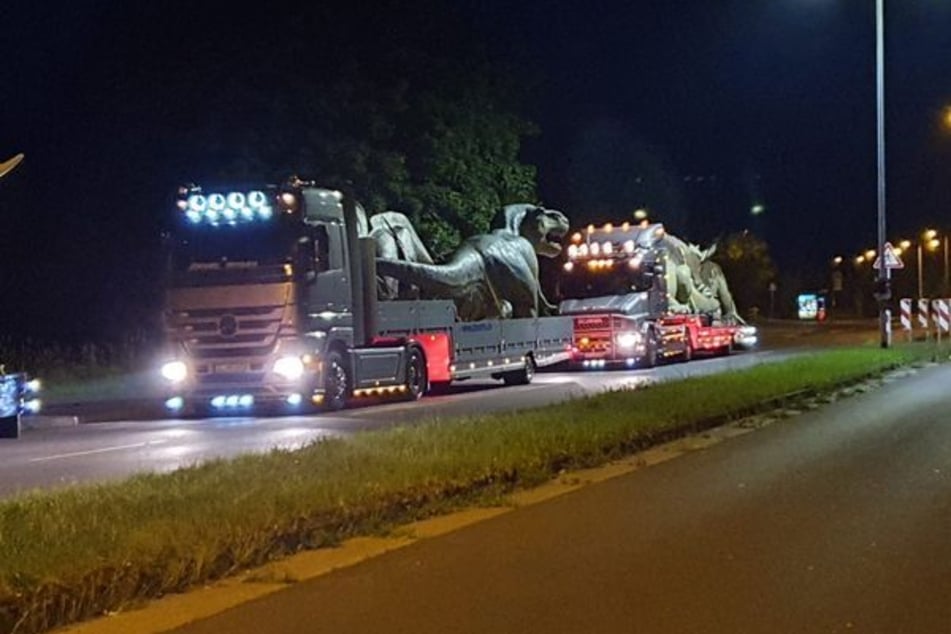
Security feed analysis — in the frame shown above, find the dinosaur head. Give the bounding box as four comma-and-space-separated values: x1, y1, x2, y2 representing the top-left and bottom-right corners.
503, 204, 570, 258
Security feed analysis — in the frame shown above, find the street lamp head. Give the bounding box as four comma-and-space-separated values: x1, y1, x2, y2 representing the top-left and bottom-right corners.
899, 240, 911, 250
928, 238, 941, 251
864, 249, 876, 260
924, 229, 938, 241
855, 255, 866, 265
832, 256, 843, 265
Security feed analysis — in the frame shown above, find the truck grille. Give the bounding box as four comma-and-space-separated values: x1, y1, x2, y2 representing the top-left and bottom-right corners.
166, 305, 289, 360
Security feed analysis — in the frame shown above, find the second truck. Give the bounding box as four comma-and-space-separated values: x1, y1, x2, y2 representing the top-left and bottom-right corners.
557, 221, 757, 369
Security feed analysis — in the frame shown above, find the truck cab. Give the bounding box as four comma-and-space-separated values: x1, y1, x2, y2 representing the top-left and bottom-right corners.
160, 183, 396, 415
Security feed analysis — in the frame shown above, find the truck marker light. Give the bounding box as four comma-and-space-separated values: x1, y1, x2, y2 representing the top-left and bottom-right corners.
187, 194, 208, 211
208, 193, 226, 210
227, 192, 246, 209
248, 190, 267, 207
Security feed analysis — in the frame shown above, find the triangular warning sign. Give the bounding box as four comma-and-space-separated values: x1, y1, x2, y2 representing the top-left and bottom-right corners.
873, 242, 904, 270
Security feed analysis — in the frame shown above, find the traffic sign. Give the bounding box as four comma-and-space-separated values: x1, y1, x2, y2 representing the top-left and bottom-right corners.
872, 242, 904, 270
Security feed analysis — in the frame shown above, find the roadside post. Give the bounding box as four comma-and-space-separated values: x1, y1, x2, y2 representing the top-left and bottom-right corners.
900, 298, 912, 342
936, 299, 949, 346
873, 242, 902, 348
918, 299, 930, 341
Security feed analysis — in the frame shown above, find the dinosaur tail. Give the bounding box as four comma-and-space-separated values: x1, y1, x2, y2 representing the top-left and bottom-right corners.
375, 259, 482, 295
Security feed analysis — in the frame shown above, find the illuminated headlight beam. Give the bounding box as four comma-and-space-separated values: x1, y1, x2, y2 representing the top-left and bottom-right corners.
273, 356, 305, 380
161, 360, 188, 383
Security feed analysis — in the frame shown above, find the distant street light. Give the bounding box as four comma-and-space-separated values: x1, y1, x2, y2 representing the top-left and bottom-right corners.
916, 229, 942, 298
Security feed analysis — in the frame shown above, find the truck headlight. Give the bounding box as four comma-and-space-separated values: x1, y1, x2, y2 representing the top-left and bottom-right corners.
161, 360, 188, 383
616, 332, 642, 349
273, 356, 305, 380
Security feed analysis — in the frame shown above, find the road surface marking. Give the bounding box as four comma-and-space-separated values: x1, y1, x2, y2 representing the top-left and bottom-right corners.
29, 439, 169, 463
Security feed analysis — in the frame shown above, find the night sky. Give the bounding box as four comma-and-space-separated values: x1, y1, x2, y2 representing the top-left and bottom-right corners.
2, 1, 950, 340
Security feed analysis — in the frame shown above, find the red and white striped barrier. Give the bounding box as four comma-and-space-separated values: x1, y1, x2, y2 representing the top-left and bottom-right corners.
918, 299, 930, 332
936, 299, 950, 335
900, 298, 912, 333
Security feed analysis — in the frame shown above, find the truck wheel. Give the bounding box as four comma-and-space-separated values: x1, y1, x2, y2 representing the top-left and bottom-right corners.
323, 350, 350, 411
643, 330, 658, 368
503, 356, 535, 386
403, 347, 427, 401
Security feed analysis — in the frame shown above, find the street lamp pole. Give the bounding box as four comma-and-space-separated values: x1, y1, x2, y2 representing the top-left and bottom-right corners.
944, 235, 949, 295
875, 0, 890, 348
917, 243, 924, 298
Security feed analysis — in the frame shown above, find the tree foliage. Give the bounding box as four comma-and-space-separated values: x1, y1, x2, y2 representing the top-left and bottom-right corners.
712, 231, 777, 316
160, 2, 538, 258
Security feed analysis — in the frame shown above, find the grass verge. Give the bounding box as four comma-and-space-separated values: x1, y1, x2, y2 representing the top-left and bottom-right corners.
0, 345, 941, 634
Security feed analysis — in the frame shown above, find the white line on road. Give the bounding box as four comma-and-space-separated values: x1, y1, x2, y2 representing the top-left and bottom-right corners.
29, 439, 169, 463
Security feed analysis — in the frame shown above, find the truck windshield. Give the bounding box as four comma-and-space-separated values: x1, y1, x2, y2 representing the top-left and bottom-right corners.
559, 267, 654, 300
167, 224, 302, 288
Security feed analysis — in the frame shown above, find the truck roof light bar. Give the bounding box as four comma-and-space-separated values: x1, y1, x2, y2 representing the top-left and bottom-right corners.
178, 187, 275, 227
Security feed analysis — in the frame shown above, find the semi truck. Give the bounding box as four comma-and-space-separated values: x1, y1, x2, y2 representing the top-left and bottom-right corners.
557, 221, 757, 369
159, 181, 573, 416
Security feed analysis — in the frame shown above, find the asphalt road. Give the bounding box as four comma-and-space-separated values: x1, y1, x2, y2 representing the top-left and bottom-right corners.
1, 348, 800, 498
165, 361, 951, 634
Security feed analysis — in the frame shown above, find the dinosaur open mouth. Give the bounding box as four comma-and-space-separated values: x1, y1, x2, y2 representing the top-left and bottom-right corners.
545, 229, 566, 250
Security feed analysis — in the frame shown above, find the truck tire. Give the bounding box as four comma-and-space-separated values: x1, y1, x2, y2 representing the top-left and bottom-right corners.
643, 330, 658, 368
402, 347, 428, 401
503, 356, 535, 386
322, 350, 350, 411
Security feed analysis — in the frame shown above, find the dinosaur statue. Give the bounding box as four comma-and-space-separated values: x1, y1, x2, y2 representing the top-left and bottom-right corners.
657, 231, 745, 324
0, 154, 24, 180
698, 255, 746, 325
661, 232, 722, 316
374, 204, 570, 320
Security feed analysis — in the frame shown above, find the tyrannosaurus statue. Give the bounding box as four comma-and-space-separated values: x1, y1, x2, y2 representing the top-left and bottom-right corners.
660, 231, 744, 324
374, 204, 570, 321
